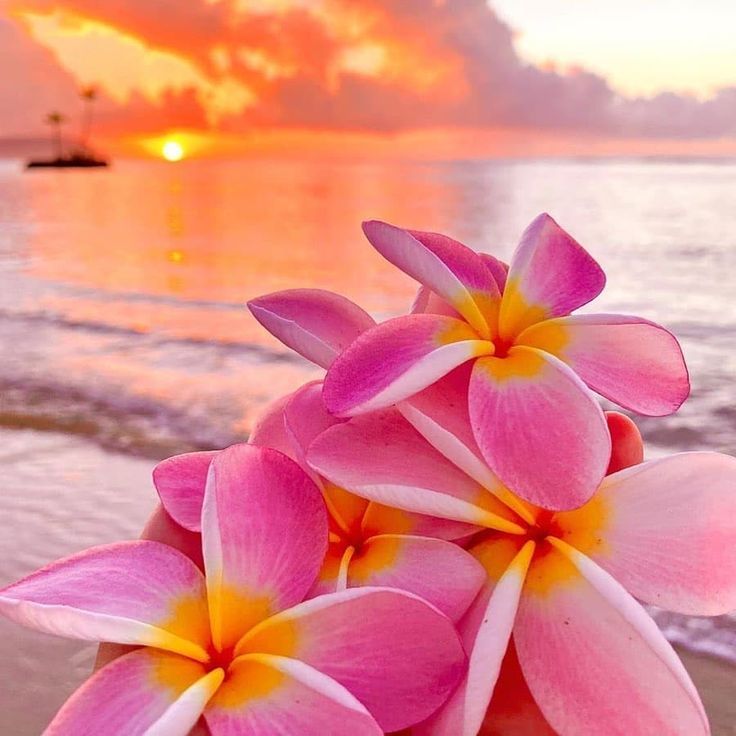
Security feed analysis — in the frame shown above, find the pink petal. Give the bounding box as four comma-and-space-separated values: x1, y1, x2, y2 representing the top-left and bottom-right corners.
283, 380, 342, 479
605, 411, 644, 474
399, 365, 537, 525
555, 452, 736, 615
281, 386, 463, 544
249, 391, 295, 459
499, 213, 605, 339
515, 539, 708, 735
346, 534, 485, 621
140, 503, 204, 569
153, 451, 218, 533
201, 444, 327, 650
420, 538, 534, 736
236, 587, 466, 732
479, 253, 509, 293
399, 364, 489, 484
284, 382, 369, 537
470, 347, 610, 510
0, 541, 210, 660
363, 220, 499, 336
411, 285, 463, 318
323, 314, 492, 416
46, 648, 221, 736
154, 391, 313, 540
520, 313, 690, 416
247, 288, 375, 369
480, 641, 556, 735
307, 408, 525, 534
205, 654, 381, 735
360, 501, 479, 542
308, 544, 345, 598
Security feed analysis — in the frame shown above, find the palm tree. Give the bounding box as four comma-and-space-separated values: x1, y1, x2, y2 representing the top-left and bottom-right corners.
80, 86, 98, 147
45, 111, 66, 159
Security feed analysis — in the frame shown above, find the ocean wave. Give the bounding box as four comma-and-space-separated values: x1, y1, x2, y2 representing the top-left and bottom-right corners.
0, 307, 304, 362
650, 609, 736, 666
0, 376, 241, 460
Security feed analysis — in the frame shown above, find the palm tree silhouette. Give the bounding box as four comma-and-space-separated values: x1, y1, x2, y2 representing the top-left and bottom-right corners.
80, 86, 98, 148
45, 111, 66, 159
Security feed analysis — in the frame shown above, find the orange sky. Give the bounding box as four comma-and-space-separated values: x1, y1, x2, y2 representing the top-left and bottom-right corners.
1, 0, 735, 158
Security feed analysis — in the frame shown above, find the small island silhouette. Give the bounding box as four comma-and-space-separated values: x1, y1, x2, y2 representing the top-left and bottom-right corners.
26, 87, 108, 169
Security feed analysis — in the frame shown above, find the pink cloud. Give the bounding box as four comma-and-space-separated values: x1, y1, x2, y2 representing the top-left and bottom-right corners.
0, 18, 79, 136
2, 0, 735, 142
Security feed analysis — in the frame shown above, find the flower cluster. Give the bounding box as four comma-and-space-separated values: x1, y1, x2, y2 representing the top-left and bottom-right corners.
2, 214, 736, 735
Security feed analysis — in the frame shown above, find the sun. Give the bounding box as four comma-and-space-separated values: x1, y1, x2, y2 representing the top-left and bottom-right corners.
162, 140, 185, 162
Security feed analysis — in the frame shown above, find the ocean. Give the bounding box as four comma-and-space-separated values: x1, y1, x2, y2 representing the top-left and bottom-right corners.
0, 156, 735, 730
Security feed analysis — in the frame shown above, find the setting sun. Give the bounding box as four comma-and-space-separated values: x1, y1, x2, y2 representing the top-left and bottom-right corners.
162, 140, 184, 161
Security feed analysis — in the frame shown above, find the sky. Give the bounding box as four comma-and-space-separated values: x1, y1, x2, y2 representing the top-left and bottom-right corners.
1, 0, 735, 157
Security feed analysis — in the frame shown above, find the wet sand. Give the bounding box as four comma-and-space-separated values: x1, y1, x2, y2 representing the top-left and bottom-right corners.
0, 427, 155, 735
0, 426, 734, 734
678, 649, 736, 735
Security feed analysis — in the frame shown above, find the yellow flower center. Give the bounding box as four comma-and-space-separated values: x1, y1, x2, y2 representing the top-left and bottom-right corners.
471, 484, 610, 598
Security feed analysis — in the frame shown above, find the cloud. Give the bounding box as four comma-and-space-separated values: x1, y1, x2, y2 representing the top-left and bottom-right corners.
619, 87, 736, 139
2, 0, 735, 142
0, 18, 79, 134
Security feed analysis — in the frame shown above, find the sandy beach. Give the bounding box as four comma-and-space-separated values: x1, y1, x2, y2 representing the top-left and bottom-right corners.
0, 425, 734, 734
678, 649, 736, 735
0, 427, 155, 734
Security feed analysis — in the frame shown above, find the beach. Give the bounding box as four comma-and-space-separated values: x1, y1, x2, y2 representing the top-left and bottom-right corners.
1, 156, 735, 732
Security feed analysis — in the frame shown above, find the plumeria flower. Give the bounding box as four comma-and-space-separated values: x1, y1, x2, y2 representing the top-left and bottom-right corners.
308, 399, 736, 735
247, 286, 525, 526
0, 444, 467, 735
155, 382, 490, 624
246, 285, 536, 532
318, 215, 689, 509
244, 288, 533, 616
438, 413, 645, 736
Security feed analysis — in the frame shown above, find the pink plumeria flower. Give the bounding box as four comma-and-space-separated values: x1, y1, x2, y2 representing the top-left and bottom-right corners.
308, 401, 736, 735
318, 215, 689, 510
0, 444, 467, 735
154, 385, 488, 623
244, 289, 530, 617
247, 288, 529, 524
